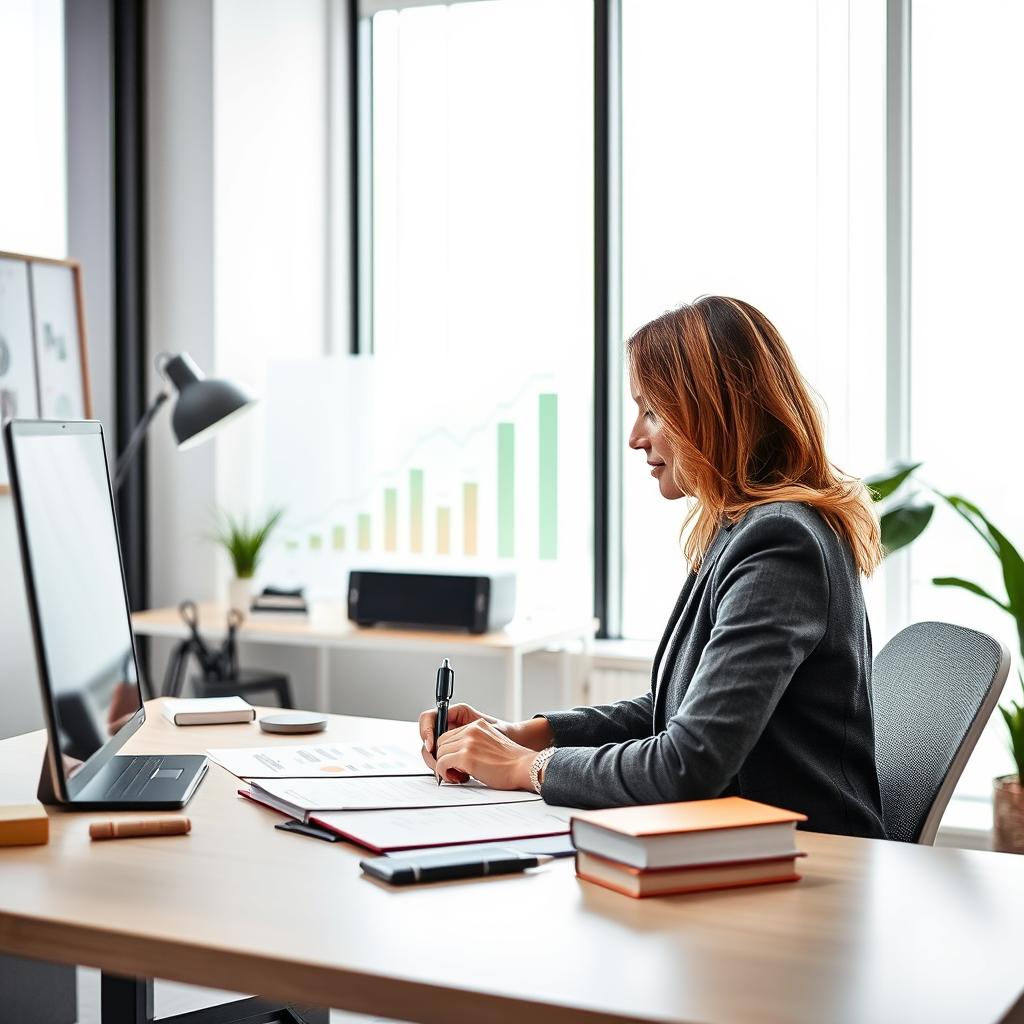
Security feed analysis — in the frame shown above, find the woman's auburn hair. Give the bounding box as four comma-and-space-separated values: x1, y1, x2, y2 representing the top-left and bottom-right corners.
627, 295, 882, 577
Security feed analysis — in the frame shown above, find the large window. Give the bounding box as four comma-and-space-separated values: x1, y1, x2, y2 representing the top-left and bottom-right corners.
908, 0, 1024, 798
358, 0, 595, 617
619, 0, 888, 638
0, 0, 66, 256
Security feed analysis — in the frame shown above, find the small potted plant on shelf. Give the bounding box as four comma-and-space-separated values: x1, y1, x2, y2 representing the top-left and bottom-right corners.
996, 686, 1024, 852
211, 507, 284, 614
867, 464, 1024, 852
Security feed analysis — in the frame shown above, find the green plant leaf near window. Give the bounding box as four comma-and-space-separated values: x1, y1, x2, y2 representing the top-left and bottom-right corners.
865, 461, 922, 502
865, 462, 935, 557
932, 577, 1010, 613
879, 501, 934, 556
210, 508, 284, 579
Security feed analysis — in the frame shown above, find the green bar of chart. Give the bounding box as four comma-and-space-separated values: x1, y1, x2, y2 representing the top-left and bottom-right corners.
539, 393, 558, 559
436, 507, 450, 555
497, 423, 515, 557
410, 469, 424, 553
358, 513, 371, 551
332, 525, 346, 551
463, 483, 478, 556
384, 488, 398, 551
310, 534, 322, 551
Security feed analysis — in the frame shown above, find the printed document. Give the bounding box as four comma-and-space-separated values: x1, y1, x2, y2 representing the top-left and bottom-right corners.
208, 742, 430, 779
250, 776, 542, 814
311, 800, 580, 853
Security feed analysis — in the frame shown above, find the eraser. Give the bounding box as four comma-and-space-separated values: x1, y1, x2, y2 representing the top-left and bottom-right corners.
0, 803, 49, 847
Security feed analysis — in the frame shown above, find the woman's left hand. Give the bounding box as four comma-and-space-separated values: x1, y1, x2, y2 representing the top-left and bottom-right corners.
434, 719, 537, 791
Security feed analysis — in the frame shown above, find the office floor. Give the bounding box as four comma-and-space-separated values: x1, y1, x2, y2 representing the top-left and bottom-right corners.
76, 968, 405, 1023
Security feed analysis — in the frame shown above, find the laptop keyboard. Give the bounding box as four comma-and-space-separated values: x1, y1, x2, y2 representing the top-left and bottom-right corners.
104, 756, 163, 799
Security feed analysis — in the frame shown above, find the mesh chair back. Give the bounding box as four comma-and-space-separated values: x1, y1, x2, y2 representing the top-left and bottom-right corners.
872, 621, 1009, 844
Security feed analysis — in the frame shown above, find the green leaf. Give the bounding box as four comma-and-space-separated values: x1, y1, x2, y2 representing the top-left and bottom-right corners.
1001, 700, 1024, 782
932, 576, 1011, 612
880, 502, 934, 556
940, 494, 1024, 617
864, 462, 922, 502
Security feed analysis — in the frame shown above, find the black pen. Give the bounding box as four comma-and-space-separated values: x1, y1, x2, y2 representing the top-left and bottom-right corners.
361, 849, 553, 886
434, 657, 454, 786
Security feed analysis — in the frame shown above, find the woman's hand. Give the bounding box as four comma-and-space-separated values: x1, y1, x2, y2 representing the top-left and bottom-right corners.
419, 703, 556, 782
433, 719, 537, 790
419, 703, 494, 783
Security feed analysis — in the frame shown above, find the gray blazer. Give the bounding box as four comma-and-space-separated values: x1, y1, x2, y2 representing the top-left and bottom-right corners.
541, 501, 885, 838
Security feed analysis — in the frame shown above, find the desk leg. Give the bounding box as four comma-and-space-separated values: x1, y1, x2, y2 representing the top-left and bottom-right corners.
504, 650, 523, 722
101, 976, 152, 1024
315, 646, 330, 713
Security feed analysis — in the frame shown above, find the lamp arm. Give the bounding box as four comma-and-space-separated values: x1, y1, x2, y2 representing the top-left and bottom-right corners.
113, 390, 170, 490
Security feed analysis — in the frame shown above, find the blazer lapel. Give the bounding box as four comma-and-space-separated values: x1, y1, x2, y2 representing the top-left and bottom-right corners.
649, 574, 695, 693
652, 524, 735, 721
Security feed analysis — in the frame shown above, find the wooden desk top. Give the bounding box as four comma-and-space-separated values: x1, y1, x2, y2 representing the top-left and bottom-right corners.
1, 704, 1023, 1024
132, 603, 598, 653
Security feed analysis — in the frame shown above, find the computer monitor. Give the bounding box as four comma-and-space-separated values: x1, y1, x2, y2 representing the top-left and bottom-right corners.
4, 419, 207, 808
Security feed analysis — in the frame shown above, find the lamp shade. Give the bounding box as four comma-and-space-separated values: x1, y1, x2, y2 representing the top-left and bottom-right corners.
162, 353, 255, 450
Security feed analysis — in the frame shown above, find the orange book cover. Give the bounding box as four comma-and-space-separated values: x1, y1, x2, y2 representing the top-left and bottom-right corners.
571, 796, 807, 839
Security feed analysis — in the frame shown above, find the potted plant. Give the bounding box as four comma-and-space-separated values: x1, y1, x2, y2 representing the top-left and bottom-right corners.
996, 689, 1024, 852
211, 508, 284, 613
866, 464, 1024, 851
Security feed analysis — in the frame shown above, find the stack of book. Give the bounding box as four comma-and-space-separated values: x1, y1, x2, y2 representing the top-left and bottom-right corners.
570, 796, 807, 899
249, 587, 308, 618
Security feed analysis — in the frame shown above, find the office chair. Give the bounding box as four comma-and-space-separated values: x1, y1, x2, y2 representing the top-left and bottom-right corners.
871, 621, 1010, 844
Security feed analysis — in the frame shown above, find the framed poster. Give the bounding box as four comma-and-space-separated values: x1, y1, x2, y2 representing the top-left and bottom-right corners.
29, 259, 92, 420
0, 252, 92, 494
0, 257, 40, 489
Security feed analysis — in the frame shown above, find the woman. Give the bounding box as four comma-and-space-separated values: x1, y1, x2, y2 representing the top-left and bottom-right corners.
420, 296, 886, 838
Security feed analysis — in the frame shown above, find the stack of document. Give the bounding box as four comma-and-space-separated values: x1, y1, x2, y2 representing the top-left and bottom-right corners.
209, 740, 580, 854
248, 776, 542, 817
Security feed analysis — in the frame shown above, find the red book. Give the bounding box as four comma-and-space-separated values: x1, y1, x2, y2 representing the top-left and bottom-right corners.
575, 848, 805, 899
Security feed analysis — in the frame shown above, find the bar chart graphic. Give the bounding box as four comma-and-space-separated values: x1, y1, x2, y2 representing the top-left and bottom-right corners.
331, 394, 558, 562
262, 357, 566, 580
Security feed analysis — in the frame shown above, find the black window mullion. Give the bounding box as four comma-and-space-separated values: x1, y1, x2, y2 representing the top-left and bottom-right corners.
594, 0, 623, 640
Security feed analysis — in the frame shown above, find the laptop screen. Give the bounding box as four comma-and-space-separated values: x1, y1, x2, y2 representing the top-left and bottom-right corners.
6, 421, 143, 794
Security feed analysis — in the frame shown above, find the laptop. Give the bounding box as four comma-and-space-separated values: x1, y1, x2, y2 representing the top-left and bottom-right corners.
4, 419, 208, 809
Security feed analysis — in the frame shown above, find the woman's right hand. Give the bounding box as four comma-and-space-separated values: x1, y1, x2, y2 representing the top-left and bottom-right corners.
419, 703, 495, 781
419, 703, 555, 775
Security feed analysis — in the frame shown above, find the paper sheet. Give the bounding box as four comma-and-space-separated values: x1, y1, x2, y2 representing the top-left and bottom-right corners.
208, 742, 430, 779
311, 800, 580, 853
251, 776, 542, 812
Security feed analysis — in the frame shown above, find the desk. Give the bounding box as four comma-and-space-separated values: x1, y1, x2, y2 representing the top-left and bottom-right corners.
132, 604, 599, 721
1, 704, 1024, 1024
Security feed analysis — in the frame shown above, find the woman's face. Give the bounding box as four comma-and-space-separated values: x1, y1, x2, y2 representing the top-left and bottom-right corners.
628, 389, 686, 499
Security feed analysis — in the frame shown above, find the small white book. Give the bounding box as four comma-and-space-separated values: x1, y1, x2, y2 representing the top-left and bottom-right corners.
162, 697, 256, 726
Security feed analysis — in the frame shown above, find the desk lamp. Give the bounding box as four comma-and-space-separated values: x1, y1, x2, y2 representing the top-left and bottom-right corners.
113, 352, 255, 489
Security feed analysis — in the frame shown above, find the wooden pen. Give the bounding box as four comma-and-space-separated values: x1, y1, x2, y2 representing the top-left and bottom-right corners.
89, 817, 191, 841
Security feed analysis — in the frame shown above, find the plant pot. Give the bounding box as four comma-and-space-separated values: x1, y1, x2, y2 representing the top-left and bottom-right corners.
228, 576, 253, 615
993, 775, 1024, 853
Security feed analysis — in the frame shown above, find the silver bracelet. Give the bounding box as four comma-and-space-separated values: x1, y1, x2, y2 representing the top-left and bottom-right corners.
529, 746, 557, 794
